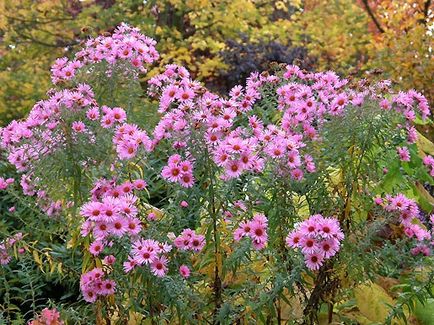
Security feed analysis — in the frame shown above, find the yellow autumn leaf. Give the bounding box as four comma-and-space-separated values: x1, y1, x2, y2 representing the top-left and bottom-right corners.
416, 131, 434, 156
354, 281, 404, 324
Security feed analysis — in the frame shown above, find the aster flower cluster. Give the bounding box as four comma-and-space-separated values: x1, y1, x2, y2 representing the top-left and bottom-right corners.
51, 23, 158, 84
80, 178, 146, 248
146, 60, 430, 185
0, 25, 156, 218
409, 216, 432, 257
148, 65, 306, 181
423, 155, 434, 177
286, 215, 344, 270
173, 229, 206, 252
1, 84, 97, 173
233, 213, 269, 250
0, 177, 13, 190
379, 194, 432, 245
28, 307, 64, 325
0, 84, 123, 217
1, 83, 152, 174
411, 244, 432, 256
161, 154, 195, 188
77, 177, 210, 303
113, 122, 153, 160
80, 267, 116, 303
18, 174, 64, 217
124, 238, 172, 277
0, 233, 23, 266
383, 90, 430, 121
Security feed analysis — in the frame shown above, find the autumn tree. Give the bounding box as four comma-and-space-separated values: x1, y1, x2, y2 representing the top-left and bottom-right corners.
291, 0, 433, 105
362, 0, 434, 105
0, 0, 305, 125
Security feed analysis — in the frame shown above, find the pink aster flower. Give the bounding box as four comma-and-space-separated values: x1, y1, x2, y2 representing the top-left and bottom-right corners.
86, 107, 100, 120
249, 220, 268, 243
89, 240, 105, 256
119, 201, 138, 218
161, 163, 182, 182
299, 218, 319, 236
318, 218, 342, 239
93, 221, 110, 238
101, 114, 115, 128
290, 168, 304, 181
119, 181, 134, 194
123, 256, 138, 273
177, 87, 195, 102
190, 234, 206, 252
117, 140, 138, 160
126, 217, 142, 235
300, 237, 318, 255
111, 217, 128, 237
388, 193, 410, 211
178, 170, 194, 187
287, 150, 301, 168
83, 289, 98, 303
318, 238, 340, 258
397, 146, 410, 162
100, 197, 120, 222
110, 107, 127, 123
305, 252, 324, 270
72, 121, 86, 133
224, 159, 243, 178
133, 179, 147, 190
103, 255, 116, 265
286, 231, 302, 248
150, 256, 168, 277
179, 265, 191, 278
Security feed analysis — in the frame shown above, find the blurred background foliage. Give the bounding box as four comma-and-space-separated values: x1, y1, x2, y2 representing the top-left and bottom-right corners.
0, 0, 432, 126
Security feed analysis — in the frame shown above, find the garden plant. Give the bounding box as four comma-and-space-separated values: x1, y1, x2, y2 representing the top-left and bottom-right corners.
0, 23, 433, 324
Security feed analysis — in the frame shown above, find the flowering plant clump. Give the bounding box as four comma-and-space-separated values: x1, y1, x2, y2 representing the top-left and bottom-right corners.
233, 213, 269, 250
376, 194, 432, 253
0, 233, 23, 266
50, 24, 158, 84
80, 178, 145, 242
80, 267, 116, 303
286, 215, 344, 270
0, 176, 14, 190
1, 24, 433, 324
28, 308, 64, 325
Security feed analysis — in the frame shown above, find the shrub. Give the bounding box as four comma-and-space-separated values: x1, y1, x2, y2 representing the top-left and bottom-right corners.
1, 23, 433, 324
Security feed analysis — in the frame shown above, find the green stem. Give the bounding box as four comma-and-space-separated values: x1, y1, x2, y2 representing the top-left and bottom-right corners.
206, 151, 222, 321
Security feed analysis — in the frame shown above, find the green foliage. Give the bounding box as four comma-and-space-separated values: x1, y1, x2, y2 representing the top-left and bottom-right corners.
0, 3, 433, 323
